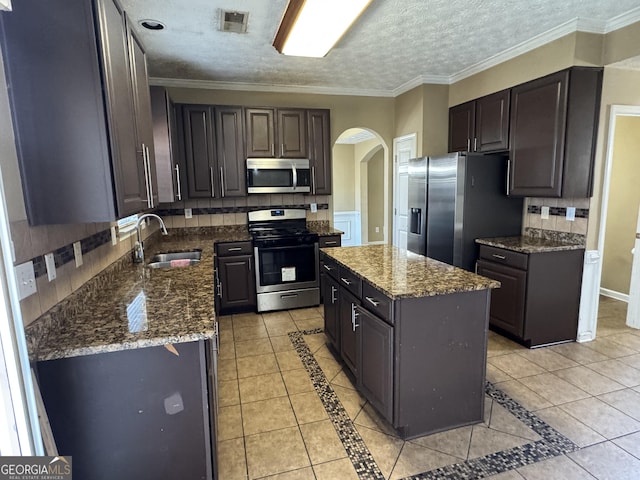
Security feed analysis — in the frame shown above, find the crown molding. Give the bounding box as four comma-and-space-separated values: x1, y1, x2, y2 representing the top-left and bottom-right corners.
392, 74, 449, 96
149, 77, 396, 97
606, 5, 640, 32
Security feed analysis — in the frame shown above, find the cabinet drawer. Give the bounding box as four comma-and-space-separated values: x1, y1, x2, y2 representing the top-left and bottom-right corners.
338, 266, 362, 298
321, 255, 339, 278
362, 282, 393, 325
216, 241, 253, 256
319, 235, 341, 248
478, 245, 528, 270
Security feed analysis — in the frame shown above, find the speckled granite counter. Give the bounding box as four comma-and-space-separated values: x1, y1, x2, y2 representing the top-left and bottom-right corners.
307, 221, 344, 237
321, 244, 499, 299
476, 236, 585, 254
27, 227, 252, 362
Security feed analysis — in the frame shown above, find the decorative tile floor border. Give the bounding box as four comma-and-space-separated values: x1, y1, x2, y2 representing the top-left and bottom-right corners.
290, 329, 579, 480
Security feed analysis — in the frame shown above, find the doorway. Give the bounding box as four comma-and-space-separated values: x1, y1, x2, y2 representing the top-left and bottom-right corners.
332, 128, 389, 246
596, 105, 640, 333
392, 134, 417, 249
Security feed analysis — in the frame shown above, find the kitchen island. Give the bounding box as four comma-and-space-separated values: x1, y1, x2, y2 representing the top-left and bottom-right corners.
320, 244, 499, 439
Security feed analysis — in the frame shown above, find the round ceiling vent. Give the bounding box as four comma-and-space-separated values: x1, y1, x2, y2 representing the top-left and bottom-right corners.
139, 19, 165, 31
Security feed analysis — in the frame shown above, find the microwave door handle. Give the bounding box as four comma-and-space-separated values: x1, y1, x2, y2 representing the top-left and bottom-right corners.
292, 164, 297, 191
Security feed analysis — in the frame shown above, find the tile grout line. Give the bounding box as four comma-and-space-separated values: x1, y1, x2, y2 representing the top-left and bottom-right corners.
289, 328, 586, 480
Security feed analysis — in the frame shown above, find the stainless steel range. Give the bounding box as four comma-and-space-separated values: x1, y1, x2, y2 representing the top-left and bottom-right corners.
248, 209, 320, 312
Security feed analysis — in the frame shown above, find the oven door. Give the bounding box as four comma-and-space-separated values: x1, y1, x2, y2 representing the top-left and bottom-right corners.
254, 241, 319, 293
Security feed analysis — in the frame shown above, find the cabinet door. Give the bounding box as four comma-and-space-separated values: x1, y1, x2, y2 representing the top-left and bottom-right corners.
246, 108, 275, 157
322, 274, 340, 350
307, 109, 332, 195
509, 70, 568, 197
475, 90, 510, 152
96, 0, 144, 216
277, 109, 307, 158
182, 105, 217, 198
215, 106, 247, 197
127, 25, 158, 208
448, 101, 475, 153
150, 87, 182, 203
217, 255, 256, 313
339, 288, 360, 376
357, 305, 393, 422
477, 259, 527, 338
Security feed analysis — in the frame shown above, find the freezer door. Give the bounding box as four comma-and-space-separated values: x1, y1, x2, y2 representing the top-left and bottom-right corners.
426, 154, 458, 264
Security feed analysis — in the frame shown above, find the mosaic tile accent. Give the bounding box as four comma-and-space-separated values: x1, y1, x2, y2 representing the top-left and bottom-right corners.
527, 205, 589, 218
155, 203, 329, 217
291, 329, 579, 480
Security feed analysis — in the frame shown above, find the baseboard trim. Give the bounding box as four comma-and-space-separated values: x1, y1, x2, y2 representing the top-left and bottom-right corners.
600, 287, 629, 303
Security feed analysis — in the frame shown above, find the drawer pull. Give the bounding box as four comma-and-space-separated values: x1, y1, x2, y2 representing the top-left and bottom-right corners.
492, 254, 507, 260
227, 247, 242, 252
281, 293, 298, 299
324, 241, 338, 246
323, 264, 333, 271
365, 296, 380, 307
341, 277, 352, 286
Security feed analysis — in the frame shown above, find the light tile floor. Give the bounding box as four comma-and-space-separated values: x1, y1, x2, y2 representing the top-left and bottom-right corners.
216, 296, 640, 479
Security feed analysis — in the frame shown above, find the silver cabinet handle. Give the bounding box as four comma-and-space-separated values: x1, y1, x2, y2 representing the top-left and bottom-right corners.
492, 254, 506, 260
323, 264, 333, 271
174, 164, 182, 201
281, 144, 284, 157
330, 285, 337, 303
227, 247, 242, 252
292, 163, 297, 191
506, 159, 511, 196
324, 241, 337, 246
311, 166, 316, 194
216, 272, 223, 298
340, 277, 352, 286
210, 167, 215, 198
474, 137, 478, 151
141, 143, 152, 208
281, 293, 299, 299
214, 321, 219, 352
146, 145, 154, 208
351, 304, 360, 331
365, 296, 380, 307
466, 138, 470, 152
220, 167, 225, 197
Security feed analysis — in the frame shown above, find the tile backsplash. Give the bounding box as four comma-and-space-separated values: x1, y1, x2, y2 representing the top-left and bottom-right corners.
522, 197, 590, 238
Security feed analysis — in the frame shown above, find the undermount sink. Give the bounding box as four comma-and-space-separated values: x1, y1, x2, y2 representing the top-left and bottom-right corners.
147, 249, 202, 269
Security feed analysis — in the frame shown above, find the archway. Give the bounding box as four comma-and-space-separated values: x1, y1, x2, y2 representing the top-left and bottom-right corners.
332, 128, 389, 246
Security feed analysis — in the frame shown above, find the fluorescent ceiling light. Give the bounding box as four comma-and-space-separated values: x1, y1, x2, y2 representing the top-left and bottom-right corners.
273, 0, 373, 58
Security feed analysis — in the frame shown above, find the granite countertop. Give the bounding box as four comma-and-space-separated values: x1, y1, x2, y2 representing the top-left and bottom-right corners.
29, 232, 237, 362
307, 222, 343, 237
476, 236, 585, 254
321, 244, 499, 299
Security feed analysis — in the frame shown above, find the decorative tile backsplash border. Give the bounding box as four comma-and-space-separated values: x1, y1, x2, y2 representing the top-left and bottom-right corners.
527, 205, 589, 218
155, 203, 329, 217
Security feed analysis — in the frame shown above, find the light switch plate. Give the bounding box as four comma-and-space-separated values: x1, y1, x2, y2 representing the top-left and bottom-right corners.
185, 208, 192, 219
73, 241, 83, 267
310, 203, 317, 213
15, 261, 37, 300
541, 206, 550, 220
44, 253, 56, 281
566, 207, 576, 221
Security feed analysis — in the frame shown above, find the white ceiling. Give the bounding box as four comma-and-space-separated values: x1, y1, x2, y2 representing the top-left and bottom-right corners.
120, 0, 640, 97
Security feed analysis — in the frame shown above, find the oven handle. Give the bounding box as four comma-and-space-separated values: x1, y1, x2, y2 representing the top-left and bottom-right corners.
280, 293, 299, 299
254, 243, 317, 252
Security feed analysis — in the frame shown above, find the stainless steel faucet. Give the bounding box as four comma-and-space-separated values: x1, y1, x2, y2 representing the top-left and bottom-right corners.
133, 213, 168, 263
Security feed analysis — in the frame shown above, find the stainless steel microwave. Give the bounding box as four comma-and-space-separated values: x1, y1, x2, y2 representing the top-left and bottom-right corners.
246, 158, 311, 194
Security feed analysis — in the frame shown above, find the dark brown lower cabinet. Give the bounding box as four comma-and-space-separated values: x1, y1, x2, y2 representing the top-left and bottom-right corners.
321, 273, 340, 350
36, 340, 217, 480
339, 288, 360, 377
477, 245, 584, 347
357, 305, 393, 421
214, 241, 256, 315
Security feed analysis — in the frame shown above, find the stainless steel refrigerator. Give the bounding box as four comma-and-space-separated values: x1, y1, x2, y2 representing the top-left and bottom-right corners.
407, 153, 523, 271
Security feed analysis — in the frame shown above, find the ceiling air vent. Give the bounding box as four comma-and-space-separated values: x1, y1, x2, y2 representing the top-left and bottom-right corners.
220, 10, 249, 33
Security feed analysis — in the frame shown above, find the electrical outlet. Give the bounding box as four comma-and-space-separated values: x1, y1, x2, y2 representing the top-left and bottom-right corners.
15, 261, 37, 300
185, 208, 192, 219
111, 226, 118, 245
310, 203, 317, 213
375, 226, 380, 233
44, 253, 56, 281
566, 207, 576, 221
73, 241, 83, 267
541, 206, 550, 220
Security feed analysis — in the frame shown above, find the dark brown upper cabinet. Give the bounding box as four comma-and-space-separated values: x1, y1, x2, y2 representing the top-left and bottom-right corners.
181, 104, 246, 199
0, 0, 156, 224
245, 108, 307, 158
307, 109, 332, 195
509, 67, 602, 198
448, 90, 510, 153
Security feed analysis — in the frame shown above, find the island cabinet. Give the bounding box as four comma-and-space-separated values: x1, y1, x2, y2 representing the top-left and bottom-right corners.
245, 108, 307, 158
508, 67, 602, 198
476, 244, 584, 347
181, 105, 246, 198
214, 241, 256, 314
36, 340, 218, 480
449, 89, 510, 153
0, 0, 157, 224
320, 246, 494, 439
